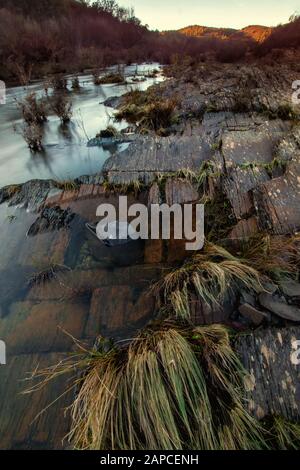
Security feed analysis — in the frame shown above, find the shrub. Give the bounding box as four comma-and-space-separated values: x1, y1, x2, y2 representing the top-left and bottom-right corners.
94, 72, 125, 85
71, 77, 80, 90
50, 75, 68, 92
239, 233, 300, 281
50, 95, 73, 123
17, 92, 48, 125
96, 125, 118, 138
22, 123, 43, 151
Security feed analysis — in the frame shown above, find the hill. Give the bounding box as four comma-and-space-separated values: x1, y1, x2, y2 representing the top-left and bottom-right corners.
178, 24, 272, 42
242, 25, 273, 43
178, 25, 237, 40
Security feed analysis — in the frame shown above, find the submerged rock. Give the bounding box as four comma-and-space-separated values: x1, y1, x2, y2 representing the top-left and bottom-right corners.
4, 180, 53, 212
102, 96, 122, 108
27, 206, 75, 236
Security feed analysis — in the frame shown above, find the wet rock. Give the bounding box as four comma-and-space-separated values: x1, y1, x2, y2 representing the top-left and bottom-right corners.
253, 162, 300, 234
75, 173, 105, 185
259, 292, 300, 322
103, 96, 122, 108
238, 303, 270, 326
263, 281, 279, 295
240, 290, 256, 306
86, 286, 155, 339
228, 217, 258, 239
148, 182, 161, 207
223, 166, 270, 219
44, 188, 63, 207
181, 92, 206, 117
165, 178, 199, 205
1, 300, 89, 355
0, 266, 34, 318
0, 352, 72, 449
8, 180, 54, 212
102, 134, 214, 184
167, 238, 188, 263
61, 189, 79, 203
279, 280, 300, 298
222, 121, 289, 166
144, 239, 164, 264
235, 326, 300, 421
87, 136, 131, 147
121, 125, 137, 135
275, 125, 300, 163
27, 206, 75, 236
78, 184, 95, 199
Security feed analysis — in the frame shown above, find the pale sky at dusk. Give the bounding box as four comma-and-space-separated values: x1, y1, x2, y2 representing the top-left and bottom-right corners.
119, 0, 299, 30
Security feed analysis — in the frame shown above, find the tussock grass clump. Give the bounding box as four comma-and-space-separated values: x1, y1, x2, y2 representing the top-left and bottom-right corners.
25, 322, 267, 450
54, 179, 79, 191
239, 233, 300, 281
155, 242, 264, 319
267, 416, 300, 450
177, 161, 223, 195
102, 179, 145, 196
115, 88, 178, 133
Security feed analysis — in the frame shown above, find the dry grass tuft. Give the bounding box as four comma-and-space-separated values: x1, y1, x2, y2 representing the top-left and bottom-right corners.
102, 179, 145, 196
54, 179, 79, 191
239, 233, 300, 281
95, 72, 125, 85
115, 88, 178, 133
155, 242, 265, 319
269, 417, 300, 450
24, 322, 268, 450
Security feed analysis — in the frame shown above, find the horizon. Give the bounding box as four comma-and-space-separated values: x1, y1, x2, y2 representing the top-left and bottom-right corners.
118, 0, 299, 31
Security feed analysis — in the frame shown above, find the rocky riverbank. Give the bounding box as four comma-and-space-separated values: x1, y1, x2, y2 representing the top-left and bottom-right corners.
1, 58, 300, 449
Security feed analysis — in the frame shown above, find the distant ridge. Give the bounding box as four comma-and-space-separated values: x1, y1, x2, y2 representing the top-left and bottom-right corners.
177, 24, 273, 42
241, 25, 273, 42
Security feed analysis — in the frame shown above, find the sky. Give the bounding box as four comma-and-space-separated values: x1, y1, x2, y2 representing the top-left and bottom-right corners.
119, 0, 300, 30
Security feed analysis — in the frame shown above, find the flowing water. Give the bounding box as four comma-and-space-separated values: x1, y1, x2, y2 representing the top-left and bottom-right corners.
0, 63, 163, 187
0, 63, 165, 449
